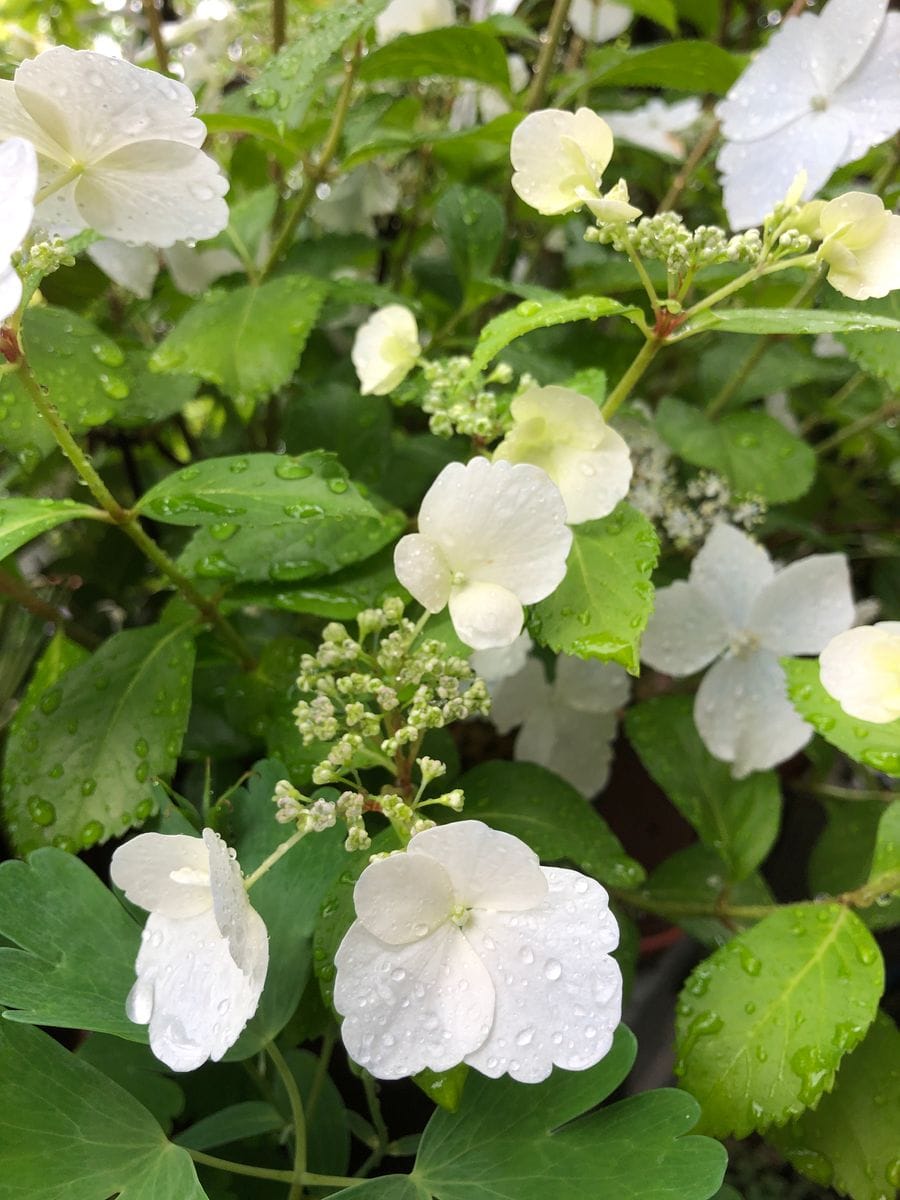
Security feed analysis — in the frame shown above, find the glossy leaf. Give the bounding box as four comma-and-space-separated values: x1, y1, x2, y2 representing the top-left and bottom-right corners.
783, 658, 900, 777
2, 622, 195, 854
472, 296, 643, 372
529, 504, 659, 675
676, 904, 884, 1138
808, 800, 900, 932
435, 184, 505, 294
683, 308, 900, 337
0, 498, 105, 562
588, 41, 743, 93
834, 293, 900, 391
625, 695, 781, 880
360, 27, 510, 89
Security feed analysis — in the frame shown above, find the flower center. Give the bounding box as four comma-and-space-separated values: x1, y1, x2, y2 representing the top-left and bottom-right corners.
810, 95, 829, 112
729, 628, 761, 659
450, 569, 467, 587
450, 902, 471, 928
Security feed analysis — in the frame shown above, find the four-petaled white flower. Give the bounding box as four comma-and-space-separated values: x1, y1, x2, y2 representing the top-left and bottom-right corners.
510, 108, 639, 222
493, 385, 632, 525
488, 650, 631, 797
603, 98, 703, 160
814, 192, 900, 301
394, 457, 572, 650
352, 305, 420, 396
376, 0, 455, 43
715, 0, 900, 229
641, 523, 855, 778
0, 137, 37, 323
819, 623, 900, 724
0, 46, 229, 247
569, 0, 633, 42
111, 828, 268, 1072
334, 820, 622, 1082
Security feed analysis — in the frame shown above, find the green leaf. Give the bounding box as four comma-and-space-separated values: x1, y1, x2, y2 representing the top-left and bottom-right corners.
223, 547, 404, 620
0, 306, 131, 471
529, 504, 659, 675
150, 275, 328, 418
249, 0, 388, 131
2, 622, 195, 854
808, 800, 900, 932
472, 296, 643, 373
334, 1181, 430, 1200
412, 1026, 727, 1200
174, 1101, 282, 1150
656, 397, 816, 504
834, 293, 900, 391
360, 27, 510, 89
684, 308, 900, 337
588, 41, 743, 94
283, 381, 392, 488
0, 848, 142, 1038
625, 696, 782, 880
0, 1021, 206, 1200
770, 1011, 900, 1200
621, 0, 678, 33
77, 1035, 184, 1134
783, 658, 900, 777
0, 497, 106, 562
110, 349, 199, 430
675, 904, 884, 1138
456, 761, 645, 889
435, 184, 505, 294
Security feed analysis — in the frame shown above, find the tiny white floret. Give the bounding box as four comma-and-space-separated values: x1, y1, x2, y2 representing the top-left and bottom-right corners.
819, 622, 900, 724
641, 523, 855, 777
394, 457, 572, 650
111, 828, 268, 1072
815, 191, 900, 301
0, 137, 37, 322
352, 305, 420, 396
334, 819, 622, 1082
493, 385, 633, 524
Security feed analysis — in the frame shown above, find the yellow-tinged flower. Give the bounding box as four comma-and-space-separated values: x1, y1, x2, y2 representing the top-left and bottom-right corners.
819, 623, 900, 724
510, 107, 619, 218
816, 191, 900, 300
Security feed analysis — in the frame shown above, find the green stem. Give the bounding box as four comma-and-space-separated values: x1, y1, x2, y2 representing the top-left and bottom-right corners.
524, 0, 572, 111
815, 400, 899, 456
267, 1042, 307, 1200
807, 783, 896, 805
0, 565, 103, 649
621, 236, 661, 316
18, 356, 256, 669
356, 1071, 391, 1178
680, 253, 818, 326
185, 1149, 359, 1190
262, 41, 361, 276
244, 826, 308, 890
656, 115, 719, 214
305, 1030, 336, 1126
601, 336, 662, 420
272, 0, 286, 52
141, 0, 170, 73
616, 889, 779, 921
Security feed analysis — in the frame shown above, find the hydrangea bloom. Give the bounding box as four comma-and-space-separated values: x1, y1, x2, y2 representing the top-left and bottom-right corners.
394, 458, 572, 650
334, 820, 621, 1082
0, 137, 37, 323
488, 651, 631, 796
814, 192, 900, 301
0, 46, 229, 247
510, 108, 639, 221
715, 0, 900, 229
111, 828, 268, 1072
569, 0, 633, 42
493, 385, 632, 524
88, 237, 241, 298
352, 305, 420, 396
603, 98, 703, 160
641, 524, 855, 777
376, 0, 455, 43
819, 623, 900, 724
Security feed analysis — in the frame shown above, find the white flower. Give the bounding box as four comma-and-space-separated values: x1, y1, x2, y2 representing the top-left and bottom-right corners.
815, 191, 900, 301
110, 828, 268, 1072
352, 304, 420, 396
376, 0, 456, 43
511, 107, 633, 219
334, 820, 621, 1082
394, 457, 572, 650
715, 0, 900, 229
0, 46, 229, 247
312, 164, 400, 237
602, 98, 703, 160
0, 137, 37, 323
470, 631, 533, 686
569, 0, 632, 41
493, 385, 632, 524
449, 54, 529, 131
819, 623, 900, 724
641, 524, 855, 777
490, 653, 630, 796
88, 238, 241, 298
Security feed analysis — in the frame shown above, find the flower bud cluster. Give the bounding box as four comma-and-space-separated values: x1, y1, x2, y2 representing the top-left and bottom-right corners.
416, 357, 514, 441
588, 212, 764, 271
272, 779, 337, 832
662, 471, 766, 549
16, 236, 76, 278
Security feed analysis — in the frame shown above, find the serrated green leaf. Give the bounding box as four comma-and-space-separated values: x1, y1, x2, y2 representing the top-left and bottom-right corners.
0, 497, 106, 561
770, 1011, 900, 1200
435, 184, 504, 293
529, 504, 659, 674
625, 695, 781, 880
110, 349, 199, 430
150, 276, 328, 417
455, 761, 645, 889
676, 904, 884, 1138
472, 296, 643, 373
360, 27, 510, 89
656, 397, 816, 503
77, 1036, 184, 1134
0, 1021, 206, 1200
413, 1026, 727, 1200
834, 293, 900, 390
2, 623, 195, 854
249, 0, 388, 132
683, 308, 900, 337
783, 658, 900, 777
808, 800, 900, 932
0, 848, 141, 1038
0, 307, 130, 470
588, 40, 743, 93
